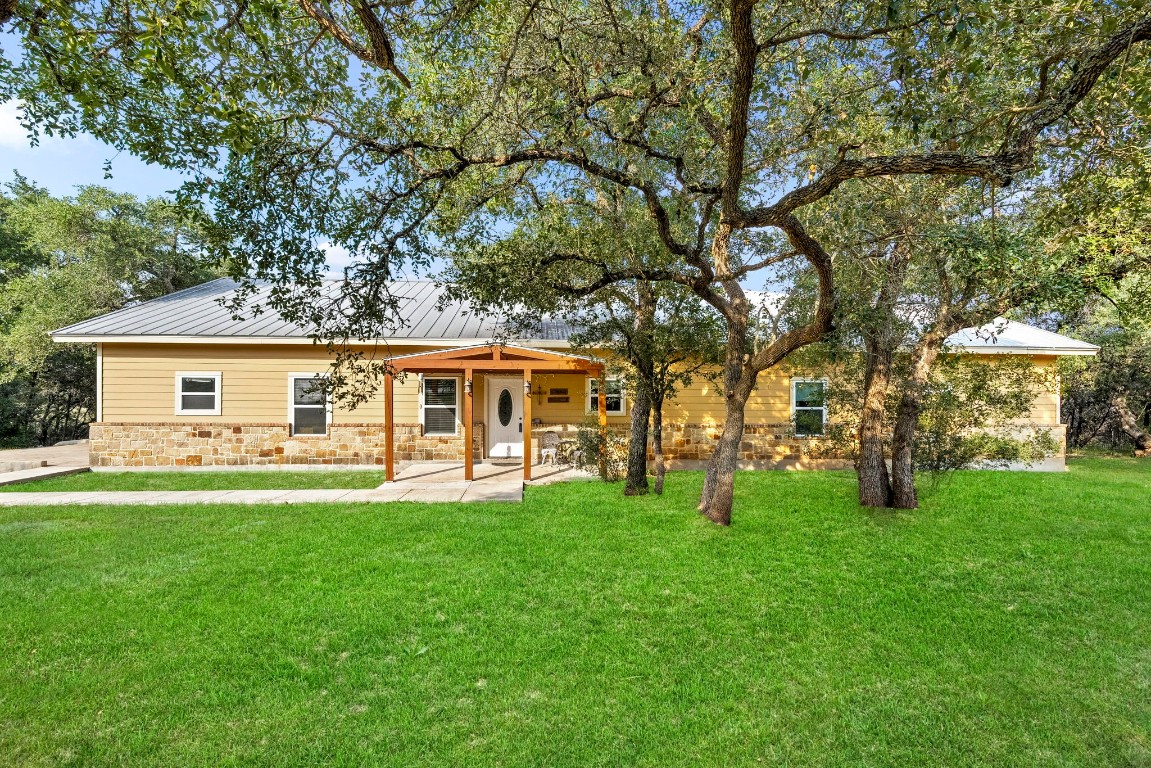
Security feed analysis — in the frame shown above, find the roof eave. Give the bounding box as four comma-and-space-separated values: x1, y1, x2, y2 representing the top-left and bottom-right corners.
49, 333, 573, 349
949, 345, 1099, 357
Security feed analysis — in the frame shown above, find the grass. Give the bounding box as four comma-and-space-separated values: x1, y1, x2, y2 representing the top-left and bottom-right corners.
0, 469, 391, 492
1, 457, 1148, 767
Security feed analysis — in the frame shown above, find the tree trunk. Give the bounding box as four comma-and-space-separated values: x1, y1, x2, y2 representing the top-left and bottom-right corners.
624, 385, 652, 495
890, 337, 945, 509
857, 339, 893, 507
698, 346, 755, 525
853, 237, 910, 508
1111, 393, 1151, 452
652, 393, 666, 495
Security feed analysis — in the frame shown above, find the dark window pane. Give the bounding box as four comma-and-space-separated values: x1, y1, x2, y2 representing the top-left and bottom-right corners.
425, 379, 457, 407
181, 393, 216, 411
794, 408, 825, 436
182, 377, 216, 394
293, 378, 326, 406
590, 379, 623, 412
794, 382, 826, 408
498, 389, 513, 426
424, 406, 456, 434
293, 406, 327, 435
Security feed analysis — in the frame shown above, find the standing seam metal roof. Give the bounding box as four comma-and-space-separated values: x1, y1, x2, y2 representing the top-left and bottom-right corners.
51, 280, 1097, 355
50, 278, 556, 341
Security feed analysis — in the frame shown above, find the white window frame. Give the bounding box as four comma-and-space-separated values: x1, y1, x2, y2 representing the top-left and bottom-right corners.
288, 373, 332, 436
175, 371, 222, 416
791, 377, 828, 437
421, 375, 461, 436
587, 377, 626, 416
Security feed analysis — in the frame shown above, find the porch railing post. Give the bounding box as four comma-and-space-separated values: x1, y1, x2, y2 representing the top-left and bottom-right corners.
523, 367, 533, 482
464, 367, 473, 481
384, 372, 395, 482
598, 368, 608, 479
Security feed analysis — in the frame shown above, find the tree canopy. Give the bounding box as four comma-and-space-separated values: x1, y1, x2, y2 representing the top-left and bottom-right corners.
0, 178, 218, 446
4, 0, 1150, 519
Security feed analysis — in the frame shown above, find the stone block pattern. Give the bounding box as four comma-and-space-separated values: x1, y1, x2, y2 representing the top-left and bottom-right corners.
533, 421, 843, 464
655, 423, 837, 463
89, 423, 484, 468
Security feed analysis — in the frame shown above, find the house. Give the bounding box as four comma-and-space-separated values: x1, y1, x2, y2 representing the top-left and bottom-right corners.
51, 279, 1099, 476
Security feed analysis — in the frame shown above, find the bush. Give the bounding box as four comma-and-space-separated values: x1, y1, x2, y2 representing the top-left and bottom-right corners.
574, 416, 629, 481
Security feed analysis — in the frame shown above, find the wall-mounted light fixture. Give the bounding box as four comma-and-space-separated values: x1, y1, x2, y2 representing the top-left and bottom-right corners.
464, 378, 473, 395
524, 380, 532, 395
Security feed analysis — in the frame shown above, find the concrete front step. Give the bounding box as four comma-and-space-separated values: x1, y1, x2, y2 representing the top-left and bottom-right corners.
0, 460, 49, 473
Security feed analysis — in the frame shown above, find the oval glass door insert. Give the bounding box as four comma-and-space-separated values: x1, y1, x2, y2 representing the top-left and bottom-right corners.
498, 389, 513, 427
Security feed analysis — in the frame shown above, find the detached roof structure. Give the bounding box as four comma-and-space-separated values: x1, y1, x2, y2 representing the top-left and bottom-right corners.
945, 318, 1099, 356
51, 279, 1096, 356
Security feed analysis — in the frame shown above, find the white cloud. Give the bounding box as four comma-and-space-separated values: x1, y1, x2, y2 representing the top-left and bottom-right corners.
320, 241, 354, 275
0, 101, 31, 150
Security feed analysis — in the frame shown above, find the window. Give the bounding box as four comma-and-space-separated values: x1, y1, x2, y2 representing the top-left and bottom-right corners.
175, 372, 221, 415
587, 378, 625, 416
422, 377, 459, 435
792, 379, 827, 437
289, 374, 329, 435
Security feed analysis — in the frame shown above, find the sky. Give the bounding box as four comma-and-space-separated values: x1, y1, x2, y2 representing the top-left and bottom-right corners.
0, 100, 362, 275
0, 101, 191, 198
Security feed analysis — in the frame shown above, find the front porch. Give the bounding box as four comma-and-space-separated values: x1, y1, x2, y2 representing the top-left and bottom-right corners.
384, 344, 609, 483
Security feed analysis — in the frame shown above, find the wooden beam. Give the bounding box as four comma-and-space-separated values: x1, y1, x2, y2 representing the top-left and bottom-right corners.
597, 370, 608, 480
463, 367, 473, 481
394, 359, 601, 373
384, 372, 395, 482
523, 369, 532, 482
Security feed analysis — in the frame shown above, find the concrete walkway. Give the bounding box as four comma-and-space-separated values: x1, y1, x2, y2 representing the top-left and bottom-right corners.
0, 459, 595, 506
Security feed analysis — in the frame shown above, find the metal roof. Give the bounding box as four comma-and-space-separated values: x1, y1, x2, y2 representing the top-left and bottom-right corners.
944, 318, 1099, 356
52, 280, 1097, 356
51, 278, 576, 344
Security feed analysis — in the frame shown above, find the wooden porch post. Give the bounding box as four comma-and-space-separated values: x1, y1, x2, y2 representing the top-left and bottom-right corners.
384, 372, 395, 482
598, 369, 608, 479
464, 367, 473, 481
523, 368, 533, 482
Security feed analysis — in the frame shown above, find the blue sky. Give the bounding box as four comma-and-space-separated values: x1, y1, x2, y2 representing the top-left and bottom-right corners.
0, 100, 364, 274
0, 101, 190, 198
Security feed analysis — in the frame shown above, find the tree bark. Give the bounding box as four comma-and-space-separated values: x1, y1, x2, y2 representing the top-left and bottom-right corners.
855, 240, 910, 508
652, 394, 667, 495
698, 341, 756, 525
857, 339, 894, 507
890, 335, 946, 509
625, 385, 652, 495
1111, 393, 1151, 452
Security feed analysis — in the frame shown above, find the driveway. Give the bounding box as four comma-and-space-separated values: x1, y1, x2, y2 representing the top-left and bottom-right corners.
0, 441, 90, 468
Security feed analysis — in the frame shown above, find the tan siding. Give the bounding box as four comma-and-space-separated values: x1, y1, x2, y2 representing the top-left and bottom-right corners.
1026, 356, 1061, 426
100, 343, 1064, 432
102, 343, 432, 425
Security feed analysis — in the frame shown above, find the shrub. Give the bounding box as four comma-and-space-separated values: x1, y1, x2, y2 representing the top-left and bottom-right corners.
574, 416, 629, 481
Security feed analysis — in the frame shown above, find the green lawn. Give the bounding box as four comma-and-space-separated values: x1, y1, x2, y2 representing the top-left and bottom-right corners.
1, 458, 1148, 766
0, 469, 391, 491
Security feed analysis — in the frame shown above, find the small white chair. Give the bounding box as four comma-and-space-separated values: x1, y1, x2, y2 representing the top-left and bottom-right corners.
540, 431, 560, 465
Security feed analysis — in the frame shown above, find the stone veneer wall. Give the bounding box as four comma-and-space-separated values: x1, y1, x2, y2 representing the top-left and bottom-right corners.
89, 423, 484, 468
657, 423, 833, 463
533, 421, 846, 466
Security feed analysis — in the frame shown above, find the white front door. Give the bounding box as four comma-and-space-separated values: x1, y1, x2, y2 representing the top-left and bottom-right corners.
487, 377, 524, 458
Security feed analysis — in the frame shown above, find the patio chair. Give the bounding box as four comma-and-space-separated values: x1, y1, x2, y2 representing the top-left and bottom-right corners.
539, 431, 560, 465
